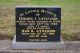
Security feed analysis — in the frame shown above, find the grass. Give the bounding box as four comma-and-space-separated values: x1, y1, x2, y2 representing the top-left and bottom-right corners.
0, 0, 80, 41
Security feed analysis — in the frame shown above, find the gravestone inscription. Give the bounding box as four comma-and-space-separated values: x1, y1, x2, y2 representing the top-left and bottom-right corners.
16, 7, 61, 42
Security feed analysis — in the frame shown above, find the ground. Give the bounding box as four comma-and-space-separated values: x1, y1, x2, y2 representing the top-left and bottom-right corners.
0, 40, 80, 53
0, 0, 80, 41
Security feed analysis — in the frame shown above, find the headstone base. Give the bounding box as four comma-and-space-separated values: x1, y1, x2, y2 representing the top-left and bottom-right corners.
12, 35, 64, 49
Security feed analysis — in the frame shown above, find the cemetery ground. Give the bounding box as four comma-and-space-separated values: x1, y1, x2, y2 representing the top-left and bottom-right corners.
0, 0, 80, 52
0, 0, 80, 41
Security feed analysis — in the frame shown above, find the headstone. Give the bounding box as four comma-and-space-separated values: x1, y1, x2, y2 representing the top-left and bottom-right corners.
12, 6, 64, 49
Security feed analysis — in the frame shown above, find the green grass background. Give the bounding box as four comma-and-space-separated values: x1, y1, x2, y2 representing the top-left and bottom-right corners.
0, 0, 80, 41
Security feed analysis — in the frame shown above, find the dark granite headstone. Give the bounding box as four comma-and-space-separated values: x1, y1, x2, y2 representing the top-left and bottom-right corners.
16, 7, 61, 42
12, 6, 64, 49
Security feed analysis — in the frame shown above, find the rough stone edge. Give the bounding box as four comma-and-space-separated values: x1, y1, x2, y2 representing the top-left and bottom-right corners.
12, 35, 64, 49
